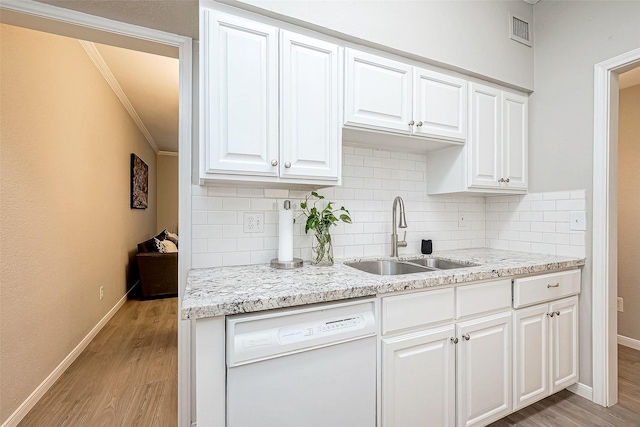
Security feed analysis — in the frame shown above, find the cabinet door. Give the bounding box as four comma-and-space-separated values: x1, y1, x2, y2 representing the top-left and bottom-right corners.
280, 31, 340, 180
382, 325, 456, 427
457, 311, 512, 427
513, 304, 549, 411
202, 10, 278, 176
413, 68, 467, 141
468, 83, 501, 189
344, 48, 412, 133
502, 92, 528, 190
549, 296, 579, 393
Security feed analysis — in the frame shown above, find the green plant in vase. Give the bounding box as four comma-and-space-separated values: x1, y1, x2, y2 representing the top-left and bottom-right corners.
298, 192, 351, 266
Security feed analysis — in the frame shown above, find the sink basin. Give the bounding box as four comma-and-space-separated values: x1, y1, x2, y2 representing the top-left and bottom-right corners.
345, 260, 434, 276
405, 257, 477, 270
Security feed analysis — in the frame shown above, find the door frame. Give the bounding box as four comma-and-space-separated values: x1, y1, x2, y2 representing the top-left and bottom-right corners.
0, 1, 193, 425
592, 46, 640, 407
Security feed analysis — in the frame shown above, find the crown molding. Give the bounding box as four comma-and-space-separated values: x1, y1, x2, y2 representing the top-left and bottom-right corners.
79, 40, 159, 153
158, 151, 179, 157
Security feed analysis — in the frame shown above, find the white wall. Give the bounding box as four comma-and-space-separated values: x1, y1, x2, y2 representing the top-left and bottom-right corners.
617, 84, 640, 342
531, 0, 640, 388
223, 0, 534, 91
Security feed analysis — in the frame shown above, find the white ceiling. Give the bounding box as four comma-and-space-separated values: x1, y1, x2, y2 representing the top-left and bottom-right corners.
620, 66, 640, 89
87, 42, 179, 153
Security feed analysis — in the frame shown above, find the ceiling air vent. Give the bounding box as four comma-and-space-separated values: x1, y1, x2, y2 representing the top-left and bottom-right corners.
510, 13, 532, 47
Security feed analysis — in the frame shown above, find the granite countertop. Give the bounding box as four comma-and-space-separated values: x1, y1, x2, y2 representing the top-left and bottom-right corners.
181, 248, 585, 320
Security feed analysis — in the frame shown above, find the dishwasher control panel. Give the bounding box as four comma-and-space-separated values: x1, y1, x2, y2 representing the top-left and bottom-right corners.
278, 314, 366, 345
227, 299, 377, 366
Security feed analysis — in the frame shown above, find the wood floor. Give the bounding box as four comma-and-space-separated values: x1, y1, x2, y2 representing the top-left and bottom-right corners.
18, 297, 640, 427
491, 345, 640, 426
19, 297, 178, 427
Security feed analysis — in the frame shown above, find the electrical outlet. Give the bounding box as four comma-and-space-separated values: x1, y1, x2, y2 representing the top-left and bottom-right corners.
458, 212, 468, 228
243, 212, 264, 233
618, 297, 624, 312
99, 286, 104, 301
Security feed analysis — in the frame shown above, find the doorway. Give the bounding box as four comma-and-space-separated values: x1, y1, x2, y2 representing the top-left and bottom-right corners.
0, 2, 192, 426
592, 47, 640, 407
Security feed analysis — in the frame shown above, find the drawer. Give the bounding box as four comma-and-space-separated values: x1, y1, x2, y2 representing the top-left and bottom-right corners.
513, 269, 581, 309
382, 288, 454, 335
456, 279, 512, 319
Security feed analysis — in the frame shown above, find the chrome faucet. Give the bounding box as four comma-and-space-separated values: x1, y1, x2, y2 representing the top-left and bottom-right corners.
391, 196, 408, 257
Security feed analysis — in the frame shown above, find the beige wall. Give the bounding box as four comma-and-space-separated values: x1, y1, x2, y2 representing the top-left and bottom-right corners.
157, 154, 179, 234
618, 84, 640, 341
0, 24, 157, 422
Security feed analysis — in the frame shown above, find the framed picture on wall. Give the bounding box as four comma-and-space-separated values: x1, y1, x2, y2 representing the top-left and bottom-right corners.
131, 153, 148, 209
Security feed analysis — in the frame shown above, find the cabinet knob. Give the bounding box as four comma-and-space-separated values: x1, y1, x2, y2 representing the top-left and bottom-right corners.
284, 161, 291, 168
271, 159, 278, 166
451, 337, 459, 344
462, 333, 470, 341
505, 178, 510, 183
498, 178, 504, 183
408, 120, 415, 126
548, 312, 555, 317
416, 121, 423, 127
555, 311, 561, 316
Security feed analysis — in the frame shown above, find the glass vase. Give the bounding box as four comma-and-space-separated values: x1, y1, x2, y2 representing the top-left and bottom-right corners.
312, 228, 334, 266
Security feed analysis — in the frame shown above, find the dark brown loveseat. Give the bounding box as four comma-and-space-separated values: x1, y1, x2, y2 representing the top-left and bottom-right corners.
136, 237, 178, 299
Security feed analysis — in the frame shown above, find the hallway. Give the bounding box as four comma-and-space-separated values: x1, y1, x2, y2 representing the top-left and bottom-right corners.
18, 297, 178, 427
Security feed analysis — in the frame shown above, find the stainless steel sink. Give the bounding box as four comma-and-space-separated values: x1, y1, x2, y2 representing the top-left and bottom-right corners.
345, 260, 434, 276
405, 257, 477, 270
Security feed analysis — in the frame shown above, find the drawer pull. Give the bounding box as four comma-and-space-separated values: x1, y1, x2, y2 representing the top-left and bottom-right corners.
451, 337, 459, 344
462, 333, 470, 341
547, 283, 560, 288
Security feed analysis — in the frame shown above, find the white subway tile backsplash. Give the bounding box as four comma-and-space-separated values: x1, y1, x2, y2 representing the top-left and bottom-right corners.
223, 198, 250, 211
485, 189, 586, 257
236, 187, 264, 197
191, 148, 586, 267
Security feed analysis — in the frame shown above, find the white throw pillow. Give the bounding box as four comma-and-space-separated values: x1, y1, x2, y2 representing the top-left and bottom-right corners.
160, 239, 178, 253
166, 231, 179, 246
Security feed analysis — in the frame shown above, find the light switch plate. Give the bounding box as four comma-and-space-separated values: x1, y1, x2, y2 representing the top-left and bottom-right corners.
458, 212, 468, 228
569, 211, 586, 231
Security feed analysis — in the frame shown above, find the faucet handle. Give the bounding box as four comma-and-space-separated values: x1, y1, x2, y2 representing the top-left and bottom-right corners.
398, 231, 408, 247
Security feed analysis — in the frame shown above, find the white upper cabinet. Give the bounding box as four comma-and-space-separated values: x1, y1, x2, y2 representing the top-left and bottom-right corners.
344, 49, 413, 133
468, 83, 501, 188
200, 8, 340, 186
414, 68, 467, 141
502, 91, 528, 190
468, 82, 528, 191
344, 48, 467, 147
280, 31, 340, 180
427, 82, 528, 195
202, 10, 279, 176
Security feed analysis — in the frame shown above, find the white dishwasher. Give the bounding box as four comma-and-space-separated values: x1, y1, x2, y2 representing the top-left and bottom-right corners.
226, 298, 377, 427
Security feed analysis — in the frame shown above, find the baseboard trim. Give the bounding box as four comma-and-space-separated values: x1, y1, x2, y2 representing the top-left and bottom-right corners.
1, 284, 138, 427
568, 382, 594, 401
618, 334, 640, 351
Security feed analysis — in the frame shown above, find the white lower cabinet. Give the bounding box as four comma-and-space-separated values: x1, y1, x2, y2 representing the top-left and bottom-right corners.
513, 296, 579, 411
382, 325, 456, 427
380, 283, 513, 427
456, 311, 512, 427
